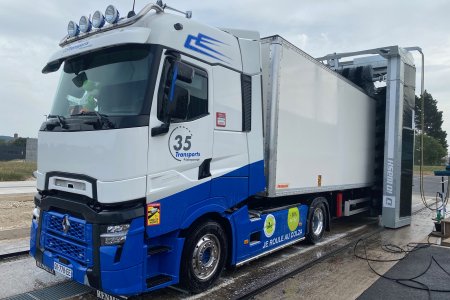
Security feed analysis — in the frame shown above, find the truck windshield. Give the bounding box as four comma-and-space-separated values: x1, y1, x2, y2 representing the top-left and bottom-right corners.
50, 45, 155, 118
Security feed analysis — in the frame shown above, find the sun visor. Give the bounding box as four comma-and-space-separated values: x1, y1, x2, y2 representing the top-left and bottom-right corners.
42, 27, 152, 74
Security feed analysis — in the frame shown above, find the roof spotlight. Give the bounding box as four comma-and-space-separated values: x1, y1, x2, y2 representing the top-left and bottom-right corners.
79, 16, 92, 33
67, 21, 80, 37
92, 10, 105, 28
105, 5, 120, 24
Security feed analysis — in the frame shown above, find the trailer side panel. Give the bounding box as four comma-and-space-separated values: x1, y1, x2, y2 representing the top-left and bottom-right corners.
261, 36, 376, 197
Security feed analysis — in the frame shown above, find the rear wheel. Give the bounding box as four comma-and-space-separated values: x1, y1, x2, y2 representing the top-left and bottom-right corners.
306, 201, 327, 244
180, 220, 227, 293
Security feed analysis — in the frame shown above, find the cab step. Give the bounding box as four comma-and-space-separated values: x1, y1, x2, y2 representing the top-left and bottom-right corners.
146, 275, 173, 288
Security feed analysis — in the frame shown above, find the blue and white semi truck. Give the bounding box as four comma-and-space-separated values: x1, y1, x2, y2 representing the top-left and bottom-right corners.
30, 2, 418, 297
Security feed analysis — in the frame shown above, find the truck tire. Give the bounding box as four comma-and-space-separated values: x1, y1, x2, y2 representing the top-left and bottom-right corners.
180, 220, 227, 293
306, 200, 327, 244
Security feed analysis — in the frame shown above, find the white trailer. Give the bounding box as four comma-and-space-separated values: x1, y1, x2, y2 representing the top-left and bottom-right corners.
261, 36, 376, 197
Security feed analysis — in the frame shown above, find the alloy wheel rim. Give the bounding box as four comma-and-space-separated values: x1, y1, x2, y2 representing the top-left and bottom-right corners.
191, 234, 221, 281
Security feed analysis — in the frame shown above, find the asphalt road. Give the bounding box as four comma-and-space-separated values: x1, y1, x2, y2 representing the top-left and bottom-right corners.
0, 180, 36, 195
412, 174, 448, 198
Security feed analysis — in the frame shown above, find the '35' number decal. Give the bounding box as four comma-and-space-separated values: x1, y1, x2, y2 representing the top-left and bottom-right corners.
168, 126, 198, 161
173, 135, 192, 151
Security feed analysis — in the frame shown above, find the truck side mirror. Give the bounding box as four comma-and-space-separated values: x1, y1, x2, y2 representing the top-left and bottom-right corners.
168, 85, 190, 121
166, 60, 192, 120
152, 58, 193, 136
175, 61, 194, 84
167, 61, 194, 100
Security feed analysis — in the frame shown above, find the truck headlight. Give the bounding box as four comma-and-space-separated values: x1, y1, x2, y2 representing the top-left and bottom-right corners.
101, 224, 130, 245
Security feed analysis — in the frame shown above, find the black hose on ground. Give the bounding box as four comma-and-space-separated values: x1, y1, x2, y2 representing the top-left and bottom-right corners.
353, 237, 450, 300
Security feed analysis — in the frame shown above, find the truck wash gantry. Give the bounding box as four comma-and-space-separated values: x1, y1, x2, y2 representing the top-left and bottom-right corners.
319, 46, 420, 229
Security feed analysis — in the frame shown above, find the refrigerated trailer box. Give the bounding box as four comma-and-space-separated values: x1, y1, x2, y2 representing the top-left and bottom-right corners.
261, 36, 376, 197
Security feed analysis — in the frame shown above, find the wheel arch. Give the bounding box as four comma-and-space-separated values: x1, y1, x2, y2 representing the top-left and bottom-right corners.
179, 211, 233, 267
307, 196, 331, 233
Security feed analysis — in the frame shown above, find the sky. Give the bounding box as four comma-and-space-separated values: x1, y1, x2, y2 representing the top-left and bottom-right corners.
1, 0, 450, 140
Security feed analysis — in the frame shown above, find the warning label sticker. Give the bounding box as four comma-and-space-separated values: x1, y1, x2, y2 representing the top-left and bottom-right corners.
147, 203, 161, 226
216, 112, 226, 127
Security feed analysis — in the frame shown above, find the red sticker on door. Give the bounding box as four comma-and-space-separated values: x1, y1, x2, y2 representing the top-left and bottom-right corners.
216, 112, 226, 127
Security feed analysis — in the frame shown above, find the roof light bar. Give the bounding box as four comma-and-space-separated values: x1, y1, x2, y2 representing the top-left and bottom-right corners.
67, 21, 79, 37
61, 3, 165, 47
92, 11, 105, 28
105, 5, 120, 24
79, 16, 92, 33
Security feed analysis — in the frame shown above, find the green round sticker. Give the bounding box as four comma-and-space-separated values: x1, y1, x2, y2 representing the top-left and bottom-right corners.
264, 214, 276, 238
287, 207, 300, 231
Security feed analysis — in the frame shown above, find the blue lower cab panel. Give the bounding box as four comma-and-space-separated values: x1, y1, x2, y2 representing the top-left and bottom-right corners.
231, 205, 308, 264
100, 218, 145, 271
30, 219, 38, 257
146, 160, 265, 239
100, 217, 147, 296
102, 264, 143, 295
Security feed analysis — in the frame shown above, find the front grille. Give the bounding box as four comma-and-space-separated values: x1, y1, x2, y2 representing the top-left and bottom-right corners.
42, 211, 93, 266
45, 212, 89, 243
45, 234, 92, 263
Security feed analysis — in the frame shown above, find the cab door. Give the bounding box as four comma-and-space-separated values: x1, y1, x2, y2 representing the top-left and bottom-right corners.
146, 53, 213, 236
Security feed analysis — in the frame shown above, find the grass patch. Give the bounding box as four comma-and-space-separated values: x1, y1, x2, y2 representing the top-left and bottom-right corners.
414, 165, 446, 176
0, 160, 37, 181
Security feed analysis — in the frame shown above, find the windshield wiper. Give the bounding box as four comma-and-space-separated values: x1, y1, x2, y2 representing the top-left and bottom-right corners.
47, 114, 68, 129
71, 111, 115, 129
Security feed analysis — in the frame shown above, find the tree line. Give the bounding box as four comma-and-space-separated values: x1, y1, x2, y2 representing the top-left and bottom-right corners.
0, 137, 27, 147
414, 91, 448, 165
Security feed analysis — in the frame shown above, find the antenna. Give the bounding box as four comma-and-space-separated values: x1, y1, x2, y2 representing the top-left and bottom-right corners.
128, 0, 137, 18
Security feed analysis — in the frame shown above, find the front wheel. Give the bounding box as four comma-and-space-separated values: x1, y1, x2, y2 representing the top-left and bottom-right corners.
180, 221, 227, 293
306, 201, 327, 244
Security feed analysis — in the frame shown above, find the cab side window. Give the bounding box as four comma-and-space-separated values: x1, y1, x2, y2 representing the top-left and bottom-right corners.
157, 58, 208, 122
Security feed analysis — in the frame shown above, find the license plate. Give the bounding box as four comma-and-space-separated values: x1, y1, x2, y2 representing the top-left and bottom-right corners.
96, 290, 124, 300
36, 261, 55, 275
54, 261, 72, 278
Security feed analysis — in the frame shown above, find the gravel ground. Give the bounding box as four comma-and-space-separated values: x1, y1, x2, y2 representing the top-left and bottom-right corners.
0, 194, 34, 233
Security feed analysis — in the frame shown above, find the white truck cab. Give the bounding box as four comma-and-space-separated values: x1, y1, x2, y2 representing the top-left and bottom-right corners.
33, 3, 265, 296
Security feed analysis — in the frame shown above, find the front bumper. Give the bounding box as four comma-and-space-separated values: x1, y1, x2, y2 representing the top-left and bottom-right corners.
31, 193, 146, 296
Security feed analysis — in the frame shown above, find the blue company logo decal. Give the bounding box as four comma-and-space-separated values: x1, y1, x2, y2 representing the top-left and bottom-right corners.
63, 41, 90, 53
184, 33, 230, 63
168, 126, 201, 162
